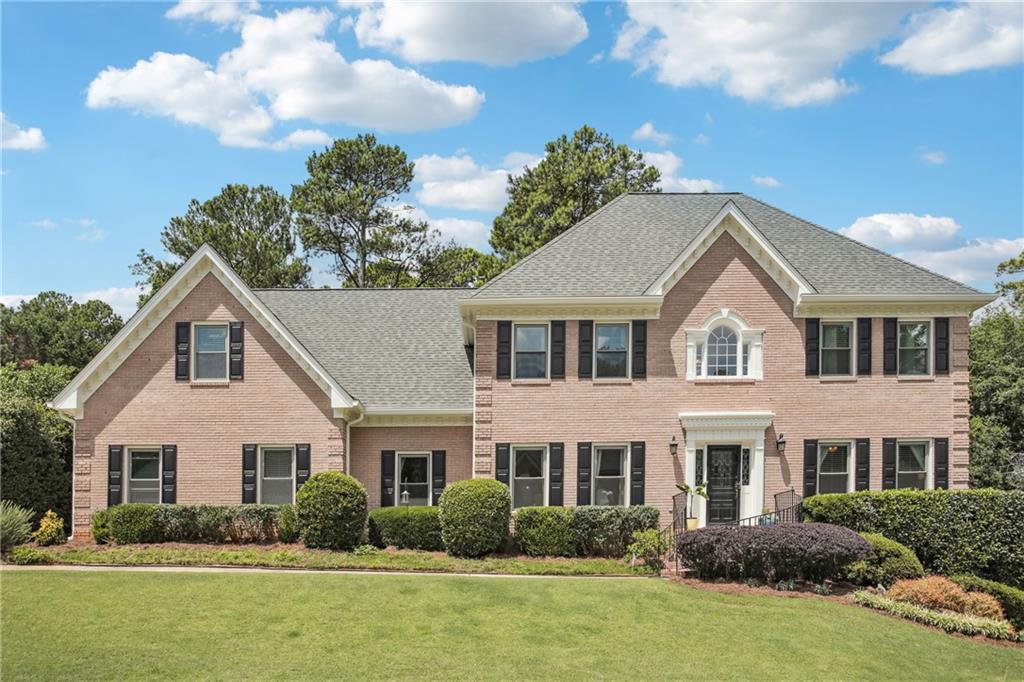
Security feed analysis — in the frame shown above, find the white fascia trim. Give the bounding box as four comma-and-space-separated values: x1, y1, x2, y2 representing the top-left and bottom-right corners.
645, 201, 814, 301
678, 410, 776, 430
461, 295, 659, 308
800, 293, 996, 305
49, 244, 359, 418
363, 408, 473, 416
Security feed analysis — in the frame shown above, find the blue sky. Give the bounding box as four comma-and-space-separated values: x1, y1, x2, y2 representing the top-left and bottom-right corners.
3, 1, 1022, 317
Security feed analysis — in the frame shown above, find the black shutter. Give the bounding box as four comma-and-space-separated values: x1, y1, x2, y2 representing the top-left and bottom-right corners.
803, 440, 818, 498
107, 445, 123, 507
576, 442, 592, 505
631, 320, 647, 378
630, 441, 645, 505
431, 450, 447, 505
296, 444, 311, 492
161, 445, 177, 504
934, 438, 949, 489
805, 318, 819, 376
882, 438, 897, 489
175, 322, 190, 380
550, 321, 566, 379
380, 450, 396, 507
496, 321, 512, 379
855, 438, 870, 491
857, 318, 872, 376
578, 321, 593, 379
495, 443, 510, 486
242, 444, 257, 503
549, 443, 564, 506
935, 318, 950, 375
229, 321, 244, 379
883, 318, 898, 375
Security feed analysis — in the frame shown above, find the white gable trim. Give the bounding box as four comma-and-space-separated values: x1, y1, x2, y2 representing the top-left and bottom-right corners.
49, 245, 359, 419
644, 201, 814, 303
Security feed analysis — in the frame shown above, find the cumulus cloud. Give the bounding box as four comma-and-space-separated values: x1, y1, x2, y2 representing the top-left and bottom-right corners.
413, 151, 541, 212
404, 206, 490, 250
165, 0, 260, 26
919, 149, 946, 165
268, 128, 332, 151
641, 150, 723, 193
881, 3, 1023, 76
612, 2, 909, 106
1, 112, 47, 151
752, 175, 782, 188
632, 121, 673, 147
899, 238, 1024, 289
1, 286, 144, 319
841, 212, 962, 250
693, 132, 710, 146
350, 2, 588, 66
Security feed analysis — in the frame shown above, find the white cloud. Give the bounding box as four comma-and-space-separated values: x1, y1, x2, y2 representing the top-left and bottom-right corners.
841, 212, 962, 250
414, 154, 509, 212
63, 218, 97, 228
268, 128, 331, 151
632, 121, 673, 146
919, 149, 946, 165
881, 3, 1024, 76
642, 149, 723, 193
350, 2, 588, 66
612, 2, 909, 107
86, 8, 484, 148
1, 286, 143, 319
752, 175, 782, 188
693, 132, 710, 145
75, 228, 107, 242
1, 112, 47, 151
898, 238, 1024, 289
165, 0, 259, 26
588, 52, 605, 64
500, 152, 544, 176
32, 219, 57, 230
405, 206, 490, 250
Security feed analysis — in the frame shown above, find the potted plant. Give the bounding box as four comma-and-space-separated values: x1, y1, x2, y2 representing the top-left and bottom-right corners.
675, 482, 708, 531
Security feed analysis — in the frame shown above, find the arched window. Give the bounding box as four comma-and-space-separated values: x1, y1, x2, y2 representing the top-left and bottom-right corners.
707, 325, 738, 376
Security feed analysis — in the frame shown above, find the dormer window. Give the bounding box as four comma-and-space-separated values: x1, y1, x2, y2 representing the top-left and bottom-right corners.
686, 309, 764, 380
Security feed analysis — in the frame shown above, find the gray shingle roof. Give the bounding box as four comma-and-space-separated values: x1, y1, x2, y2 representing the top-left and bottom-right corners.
473, 193, 981, 298
255, 288, 473, 412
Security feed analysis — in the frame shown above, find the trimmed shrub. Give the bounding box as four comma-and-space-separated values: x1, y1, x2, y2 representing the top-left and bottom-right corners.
90, 509, 111, 545
8, 547, 52, 565
32, 510, 67, 546
1, 500, 34, 552
438, 479, 510, 557
296, 472, 368, 551
277, 504, 298, 543
368, 507, 443, 551
514, 507, 577, 557
852, 591, 1019, 641
627, 529, 669, 573
952, 575, 1024, 631
803, 489, 1024, 587
888, 576, 1005, 620
845, 532, 924, 587
677, 523, 871, 583
572, 505, 660, 557
108, 504, 161, 544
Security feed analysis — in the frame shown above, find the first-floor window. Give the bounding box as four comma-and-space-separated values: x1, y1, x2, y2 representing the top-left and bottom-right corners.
818, 442, 850, 494
397, 453, 430, 506
260, 446, 295, 504
127, 448, 161, 503
897, 441, 929, 489
512, 446, 547, 509
593, 445, 627, 506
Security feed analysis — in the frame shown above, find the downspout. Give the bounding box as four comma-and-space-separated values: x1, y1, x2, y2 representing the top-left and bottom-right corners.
345, 406, 365, 475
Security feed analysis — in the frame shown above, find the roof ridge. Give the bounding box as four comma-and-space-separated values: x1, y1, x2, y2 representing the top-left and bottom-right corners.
628, 191, 741, 195
740, 194, 984, 294
254, 287, 474, 292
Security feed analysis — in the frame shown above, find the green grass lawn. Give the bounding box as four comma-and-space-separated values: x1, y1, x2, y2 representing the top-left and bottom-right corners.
2, 570, 1021, 681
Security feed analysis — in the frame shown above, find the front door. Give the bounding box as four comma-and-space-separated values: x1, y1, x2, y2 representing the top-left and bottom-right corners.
706, 446, 740, 524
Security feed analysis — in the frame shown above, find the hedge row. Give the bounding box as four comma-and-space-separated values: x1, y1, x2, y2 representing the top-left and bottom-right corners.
513, 505, 661, 557
802, 489, 1024, 587
369, 507, 443, 551
92, 504, 291, 545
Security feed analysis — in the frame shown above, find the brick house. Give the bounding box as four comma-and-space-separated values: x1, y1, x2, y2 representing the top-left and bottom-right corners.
51, 193, 994, 538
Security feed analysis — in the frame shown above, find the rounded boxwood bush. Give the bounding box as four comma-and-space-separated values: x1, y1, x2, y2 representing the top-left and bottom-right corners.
296, 472, 367, 550
514, 507, 577, 557
368, 507, 443, 551
438, 479, 510, 557
846, 532, 924, 587
277, 504, 299, 543
108, 504, 162, 544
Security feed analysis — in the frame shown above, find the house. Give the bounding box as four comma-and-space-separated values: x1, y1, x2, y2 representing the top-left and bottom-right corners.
51, 193, 995, 538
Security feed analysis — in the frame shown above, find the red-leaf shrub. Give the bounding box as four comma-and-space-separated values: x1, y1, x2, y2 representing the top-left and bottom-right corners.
889, 576, 1005, 620
677, 523, 871, 583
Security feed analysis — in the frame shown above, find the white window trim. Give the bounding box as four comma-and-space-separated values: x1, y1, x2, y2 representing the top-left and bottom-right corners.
896, 438, 934, 490
817, 440, 855, 494
897, 318, 934, 378
511, 444, 549, 509
819, 320, 856, 377
125, 446, 163, 505
592, 443, 630, 506
257, 444, 296, 505
686, 308, 764, 380
593, 322, 632, 380
191, 321, 230, 383
511, 322, 551, 381
396, 451, 432, 506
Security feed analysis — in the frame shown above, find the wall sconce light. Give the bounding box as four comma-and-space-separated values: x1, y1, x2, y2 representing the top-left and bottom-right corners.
776, 434, 786, 455
670, 436, 679, 457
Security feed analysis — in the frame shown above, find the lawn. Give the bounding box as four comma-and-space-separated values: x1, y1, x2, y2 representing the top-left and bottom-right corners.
2, 570, 1021, 681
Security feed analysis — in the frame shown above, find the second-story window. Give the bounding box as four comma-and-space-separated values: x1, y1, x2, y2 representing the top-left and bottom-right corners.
594, 323, 629, 378
821, 322, 853, 376
707, 325, 738, 376
686, 309, 763, 380
898, 321, 931, 375
513, 324, 548, 379
193, 323, 229, 380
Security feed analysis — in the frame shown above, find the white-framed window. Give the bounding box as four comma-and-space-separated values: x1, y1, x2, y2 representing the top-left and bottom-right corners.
397, 452, 431, 506
593, 445, 628, 506
707, 325, 738, 376
821, 321, 854, 376
259, 446, 295, 504
126, 448, 161, 503
513, 323, 548, 379
511, 445, 547, 509
594, 323, 630, 379
193, 322, 229, 381
897, 440, 930, 489
686, 308, 764, 380
818, 441, 852, 494
898, 320, 931, 376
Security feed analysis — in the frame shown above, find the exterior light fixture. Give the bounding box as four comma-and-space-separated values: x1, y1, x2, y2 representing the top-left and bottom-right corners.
776, 434, 786, 455
670, 436, 679, 457
400, 490, 410, 506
